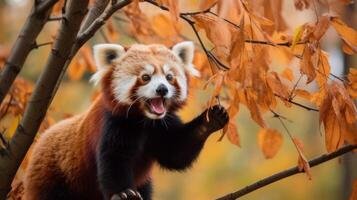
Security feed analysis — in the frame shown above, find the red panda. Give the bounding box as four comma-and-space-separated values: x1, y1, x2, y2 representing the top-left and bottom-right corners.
22, 42, 229, 200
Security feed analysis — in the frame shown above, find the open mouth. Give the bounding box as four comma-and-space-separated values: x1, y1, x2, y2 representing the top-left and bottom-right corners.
147, 97, 166, 116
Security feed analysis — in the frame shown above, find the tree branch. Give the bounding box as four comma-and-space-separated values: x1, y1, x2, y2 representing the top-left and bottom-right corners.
216, 144, 357, 200
0, 0, 88, 198
0, 0, 58, 107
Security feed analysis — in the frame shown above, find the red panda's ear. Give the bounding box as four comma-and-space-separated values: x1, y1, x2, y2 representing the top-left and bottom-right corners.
91, 44, 125, 84
172, 41, 200, 77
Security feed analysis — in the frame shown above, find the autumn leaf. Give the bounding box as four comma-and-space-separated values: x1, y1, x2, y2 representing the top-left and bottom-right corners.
291, 25, 303, 50
330, 16, 357, 48
294, 89, 311, 101
319, 82, 357, 152
68, 57, 86, 81
300, 44, 316, 83
313, 15, 330, 41
193, 14, 233, 52
158, 0, 180, 22
348, 68, 357, 98
292, 138, 312, 180
223, 122, 240, 147
267, 72, 290, 99
281, 67, 294, 81
150, 14, 178, 38
257, 128, 283, 159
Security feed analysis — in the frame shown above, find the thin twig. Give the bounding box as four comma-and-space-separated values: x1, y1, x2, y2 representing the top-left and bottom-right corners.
216, 144, 357, 200
274, 94, 319, 112
31, 41, 53, 49
48, 16, 63, 21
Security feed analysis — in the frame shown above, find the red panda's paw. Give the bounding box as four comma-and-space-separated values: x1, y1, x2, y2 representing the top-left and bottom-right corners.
111, 189, 143, 200
204, 105, 229, 133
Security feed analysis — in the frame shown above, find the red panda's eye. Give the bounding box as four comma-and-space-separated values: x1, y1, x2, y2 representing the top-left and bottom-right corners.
166, 74, 173, 81
142, 74, 151, 82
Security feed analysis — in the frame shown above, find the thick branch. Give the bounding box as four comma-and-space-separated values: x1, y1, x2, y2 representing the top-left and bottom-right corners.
0, 0, 58, 107
0, 0, 88, 198
216, 144, 357, 200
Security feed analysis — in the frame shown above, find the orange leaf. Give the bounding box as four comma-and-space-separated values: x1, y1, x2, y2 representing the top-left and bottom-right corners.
292, 138, 312, 180
159, 0, 180, 22
267, 72, 290, 99
313, 15, 330, 41
330, 16, 357, 47
294, 89, 311, 100
257, 128, 283, 159
224, 122, 240, 147
281, 67, 294, 81
300, 45, 316, 83
193, 14, 232, 51
68, 57, 86, 81
150, 14, 178, 38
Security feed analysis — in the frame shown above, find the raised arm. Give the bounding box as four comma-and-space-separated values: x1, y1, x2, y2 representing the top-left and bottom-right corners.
151, 105, 229, 171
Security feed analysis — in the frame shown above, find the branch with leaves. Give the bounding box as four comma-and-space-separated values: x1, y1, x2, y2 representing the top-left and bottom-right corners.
216, 144, 357, 200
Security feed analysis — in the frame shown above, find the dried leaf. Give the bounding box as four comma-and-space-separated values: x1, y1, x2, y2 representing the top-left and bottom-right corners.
300, 45, 316, 83
224, 122, 240, 147
257, 128, 283, 159
330, 16, 357, 47
292, 138, 312, 180
282, 67, 294, 81
150, 14, 178, 38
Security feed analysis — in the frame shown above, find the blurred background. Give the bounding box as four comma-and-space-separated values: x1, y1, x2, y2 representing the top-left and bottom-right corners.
0, 0, 356, 199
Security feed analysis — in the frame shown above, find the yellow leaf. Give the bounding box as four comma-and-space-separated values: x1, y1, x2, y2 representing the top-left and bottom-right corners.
291, 25, 303, 50
257, 128, 283, 159
7, 116, 20, 138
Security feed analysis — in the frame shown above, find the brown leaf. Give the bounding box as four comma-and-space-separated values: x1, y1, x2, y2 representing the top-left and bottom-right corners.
245, 89, 267, 128
224, 122, 240, 147
267, 72, 290, 99
330, 16, 357, 47
257, 128, 283, 159
292, 138, 312, 180
193, 14, 232, 51
313, 15, 330, 41
348, 68, 357, 98
300, 45, 316, 83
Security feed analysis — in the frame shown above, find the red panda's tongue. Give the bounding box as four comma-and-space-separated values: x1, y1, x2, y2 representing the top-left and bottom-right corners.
150, 98, 165, 115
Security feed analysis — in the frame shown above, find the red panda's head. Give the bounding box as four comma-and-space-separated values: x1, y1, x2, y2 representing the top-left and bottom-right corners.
92, 42, 200, 119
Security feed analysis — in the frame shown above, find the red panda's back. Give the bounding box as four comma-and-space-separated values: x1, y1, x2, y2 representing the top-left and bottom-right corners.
23, 98, 105, 200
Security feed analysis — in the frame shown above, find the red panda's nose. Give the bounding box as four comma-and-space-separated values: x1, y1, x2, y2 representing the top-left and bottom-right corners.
156, 84, 168, 97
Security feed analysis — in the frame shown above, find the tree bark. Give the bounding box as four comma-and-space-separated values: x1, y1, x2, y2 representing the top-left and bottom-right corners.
0, 0, 58, 107
0, 0, 89, 198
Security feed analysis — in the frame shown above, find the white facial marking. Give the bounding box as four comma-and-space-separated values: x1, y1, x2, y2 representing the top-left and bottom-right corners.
143, 64, 155, 75
112, 71, 137, 104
